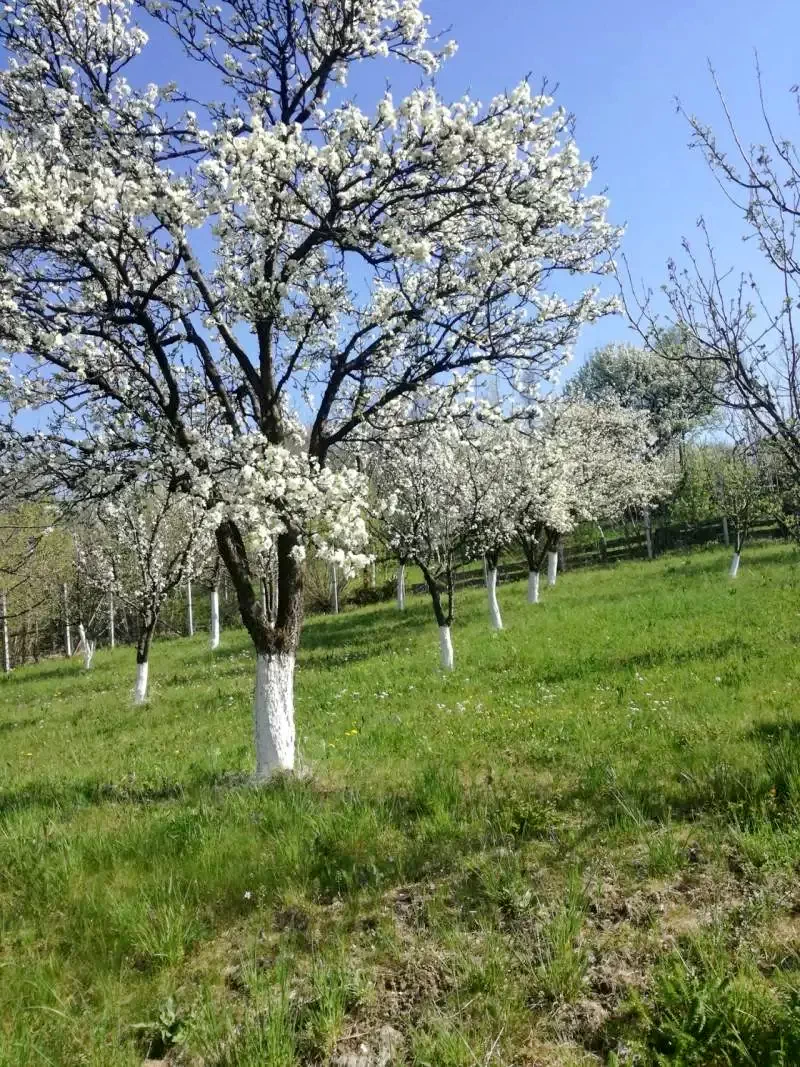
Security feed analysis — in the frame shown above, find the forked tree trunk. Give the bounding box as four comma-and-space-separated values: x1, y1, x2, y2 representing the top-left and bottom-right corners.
486, 554, 503, 630
77, 622, 95, 670
547, 551, 558, 588
397, 563, 406, 611
216, 522, 305, 779
210, 587, 220, 649
527, 571, 540, 604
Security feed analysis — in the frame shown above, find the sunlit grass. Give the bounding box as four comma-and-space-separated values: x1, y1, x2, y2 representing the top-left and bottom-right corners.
2, 542, 800, 1064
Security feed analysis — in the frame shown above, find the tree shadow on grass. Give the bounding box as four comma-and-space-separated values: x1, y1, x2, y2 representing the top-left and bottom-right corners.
0, 766, 232, 817
563, 715, 800, 834
534, 633, 751, 688
0, 715, 44, 734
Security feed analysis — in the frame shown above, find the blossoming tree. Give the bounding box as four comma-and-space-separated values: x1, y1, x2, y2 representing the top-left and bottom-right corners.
76, 480, 213, 702
0, 0, 619, 776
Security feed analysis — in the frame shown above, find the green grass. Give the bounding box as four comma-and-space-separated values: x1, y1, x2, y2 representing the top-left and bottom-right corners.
2, 542, 800, 1065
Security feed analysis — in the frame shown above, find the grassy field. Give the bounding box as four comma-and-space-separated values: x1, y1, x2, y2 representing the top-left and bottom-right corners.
3, 543, 800, 1066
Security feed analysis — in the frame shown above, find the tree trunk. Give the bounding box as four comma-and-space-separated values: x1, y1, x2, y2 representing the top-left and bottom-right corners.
729, 551, 741, 578
77, 622, 95, 670
486, 558, 503, 630
330, 564, 339, 614
109, 591, 116, 649
1, 591, 10, 673
438, 626, 454, 671
253, 652, 296, 777
722, 516, 730, 547
643, 507, 654, 561
527, 571, 540, 604
186, 579, 194, 637
370, 560, 376, 589
397, 563, 406, 611
547, 551, 559, 588
63, 583, 72, 657
215, 522, 305, 778
133, 621, 155, 704
558, 541, 566, 573
210, 587, 220, 650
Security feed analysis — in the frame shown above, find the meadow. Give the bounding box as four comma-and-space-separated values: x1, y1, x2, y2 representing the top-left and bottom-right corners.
3, 543, 800, 1066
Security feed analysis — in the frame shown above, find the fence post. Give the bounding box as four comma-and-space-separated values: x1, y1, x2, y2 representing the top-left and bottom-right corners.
1, 590, 10, 673
63, 583, 72, 657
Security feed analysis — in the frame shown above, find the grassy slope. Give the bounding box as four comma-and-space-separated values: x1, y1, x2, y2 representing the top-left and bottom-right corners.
3, 544, 800, 1065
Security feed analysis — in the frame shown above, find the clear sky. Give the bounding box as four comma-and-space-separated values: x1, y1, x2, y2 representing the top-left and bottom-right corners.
406, 0, 800, 370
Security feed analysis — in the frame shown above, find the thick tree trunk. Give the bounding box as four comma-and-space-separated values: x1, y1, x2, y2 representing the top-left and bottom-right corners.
486, 561, 503, 630
547, 551, 558, 588
527, 571, 540, 604
109, 591, 115, 649
186, 579, 194, 637
643, 507, 654, 561
210, 587, 220, 650
397, 563, 406, 611
253, 652, 296, 777
438, 626, 454, 670
77, 623, 95, 670
216, 522, 305, 778
1, 590, 10, 673
63, 583, 72, 657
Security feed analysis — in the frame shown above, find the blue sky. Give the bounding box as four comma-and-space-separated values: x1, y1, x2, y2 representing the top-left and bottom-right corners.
411, 0, 800, 370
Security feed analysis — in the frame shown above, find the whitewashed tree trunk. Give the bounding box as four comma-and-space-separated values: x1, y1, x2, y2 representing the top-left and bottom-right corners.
721, 516, 730, 547
186, 579, 194, 637
109, 591, 115, 649
133, 661, 149, 704
547, 551, 558, 588
63, 583, 72, 657
487, 567, 503, 630
253, 652, 296, 778
330, 564, 339, 615
527, 571, 540, 604
397, 564, 406, 611
1, 590, 10, 673
643, 507, 654, 561
210, 587, 220, 650
77, 623, 95, 670
729, 552, 741, 578
438, 626, 454, 671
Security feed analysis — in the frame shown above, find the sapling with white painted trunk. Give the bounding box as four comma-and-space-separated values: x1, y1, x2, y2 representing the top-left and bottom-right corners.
75, 481, 213, 703
0, 0, 619, 776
